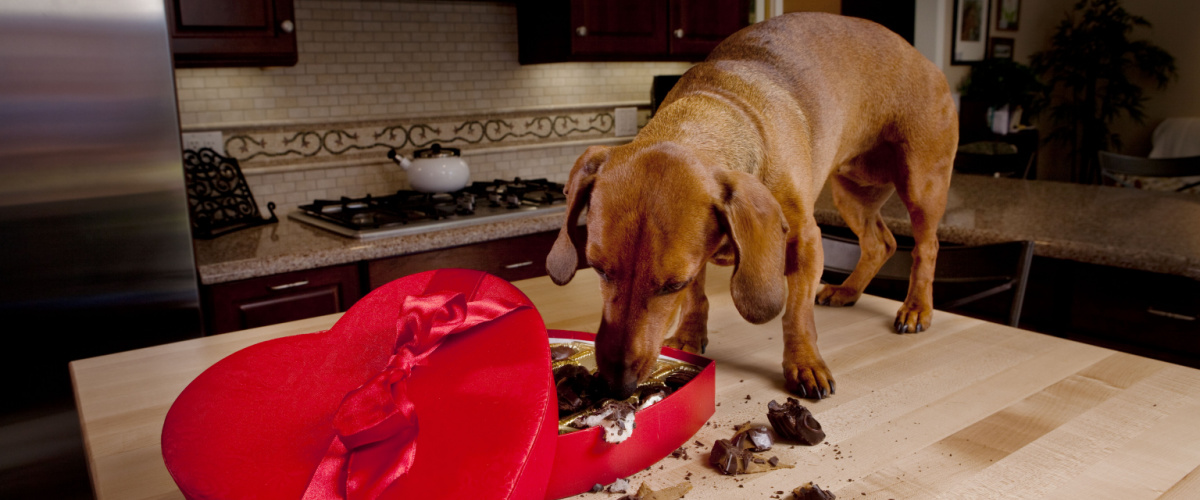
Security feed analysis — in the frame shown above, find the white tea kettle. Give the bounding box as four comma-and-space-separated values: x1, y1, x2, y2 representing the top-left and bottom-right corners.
387, 143, 470, 193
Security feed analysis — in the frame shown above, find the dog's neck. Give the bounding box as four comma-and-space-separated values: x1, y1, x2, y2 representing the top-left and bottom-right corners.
635, 93, 765, 176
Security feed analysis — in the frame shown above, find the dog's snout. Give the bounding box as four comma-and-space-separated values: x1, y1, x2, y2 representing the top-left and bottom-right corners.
596, 358, 640, 399
614, 370, 640, 400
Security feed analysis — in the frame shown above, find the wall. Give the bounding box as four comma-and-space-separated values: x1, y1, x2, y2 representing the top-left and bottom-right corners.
1110, 0, 1200, 155
940, 0, 1195, 180
175, 0, 692, 212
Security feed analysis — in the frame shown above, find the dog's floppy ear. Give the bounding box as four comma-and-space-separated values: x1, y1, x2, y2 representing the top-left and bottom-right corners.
546, 145, 609, 285
715, 170, 789, 324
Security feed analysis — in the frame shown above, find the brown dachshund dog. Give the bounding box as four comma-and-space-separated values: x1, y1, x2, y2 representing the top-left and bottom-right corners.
545, 13, 957, 400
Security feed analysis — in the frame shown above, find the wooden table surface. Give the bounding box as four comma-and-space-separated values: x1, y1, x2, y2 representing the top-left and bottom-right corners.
72, 265, 1200, 499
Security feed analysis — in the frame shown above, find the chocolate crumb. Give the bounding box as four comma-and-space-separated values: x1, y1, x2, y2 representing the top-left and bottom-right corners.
792, 482, 836, 500
608, 478, 630, 493
590, 483, 603, 493
769, 456, 780, 467
767, 398, 825, 445
732, 424, 774, 452
550, 345, 577, 361
709, 439, 744, 475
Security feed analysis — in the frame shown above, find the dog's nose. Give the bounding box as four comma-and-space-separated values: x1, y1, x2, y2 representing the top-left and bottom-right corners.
598, 363, 641, 399
614, 371, 640, 400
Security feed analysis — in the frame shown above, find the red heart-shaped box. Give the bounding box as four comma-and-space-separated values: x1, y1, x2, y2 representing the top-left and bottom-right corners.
162, 269, 715, 500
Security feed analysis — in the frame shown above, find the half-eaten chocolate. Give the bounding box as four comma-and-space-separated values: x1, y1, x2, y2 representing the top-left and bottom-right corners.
767, 397, 825, 445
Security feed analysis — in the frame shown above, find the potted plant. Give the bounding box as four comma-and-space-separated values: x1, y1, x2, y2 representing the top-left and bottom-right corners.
1030, 0, 1176, 184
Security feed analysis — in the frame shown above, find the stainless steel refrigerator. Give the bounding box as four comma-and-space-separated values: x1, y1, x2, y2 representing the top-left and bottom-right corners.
0, 0, 202, 410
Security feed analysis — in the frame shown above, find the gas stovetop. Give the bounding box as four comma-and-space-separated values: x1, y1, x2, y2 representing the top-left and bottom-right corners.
287, 178, 567, 239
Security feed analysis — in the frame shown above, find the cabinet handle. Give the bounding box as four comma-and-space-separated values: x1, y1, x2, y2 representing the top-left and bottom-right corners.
1147, 308, 1196, 321
269, 280, 309, 291
504, 261, 534, 269
280, 19, 295, 33
576, 26, 587, 36
674, 28, 685, 39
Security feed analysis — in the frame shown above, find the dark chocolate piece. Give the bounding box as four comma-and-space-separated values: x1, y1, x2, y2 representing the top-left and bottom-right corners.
708, 439, 749, 475
550, 345, 577, 361
591, 483, 603, 493
768, 456, 779, 466
792, 482, 836, 500
552, 364, 595, 414
664, 370, 697, 390
552, 363, 590, 382
554, 364, 596, 417
767, 397, 825, 445
732, 424, 774, 452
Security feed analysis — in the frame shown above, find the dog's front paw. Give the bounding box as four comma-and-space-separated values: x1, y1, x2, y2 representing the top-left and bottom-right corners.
815, 284, 861, 307
664, 335, 707, 354
783, 358, 836, 400
894, 301, 933, 333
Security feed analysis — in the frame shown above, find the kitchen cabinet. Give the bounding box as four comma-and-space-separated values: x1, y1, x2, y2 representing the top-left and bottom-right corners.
203, 230, 588, 333
366, 230, 588, 290
517, 0, 751, 64
165, 0, 298, 68
1065, 261, 1200, 366
203, 263, 361, 334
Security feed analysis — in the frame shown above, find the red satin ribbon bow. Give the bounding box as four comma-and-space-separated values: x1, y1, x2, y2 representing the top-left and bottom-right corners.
302, 289, 529, 500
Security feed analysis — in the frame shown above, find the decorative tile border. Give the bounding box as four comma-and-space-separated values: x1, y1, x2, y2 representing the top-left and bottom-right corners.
223, 109, 618, 164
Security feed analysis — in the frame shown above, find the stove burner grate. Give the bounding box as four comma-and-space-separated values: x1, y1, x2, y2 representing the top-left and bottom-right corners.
296, 178, 565, 231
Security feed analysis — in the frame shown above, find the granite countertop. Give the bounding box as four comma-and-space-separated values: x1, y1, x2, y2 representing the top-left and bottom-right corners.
193, 210, 568, 285
814, 174, 1200, 280
194, 174, 1200, 285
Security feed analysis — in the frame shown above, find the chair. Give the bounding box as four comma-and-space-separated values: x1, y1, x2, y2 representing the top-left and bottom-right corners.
821, 235, 1035, 327
1098, 151, 1200, 192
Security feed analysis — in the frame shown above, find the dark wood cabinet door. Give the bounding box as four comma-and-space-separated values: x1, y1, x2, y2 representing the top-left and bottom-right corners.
367, 230, 588, 290
519, 0, 747, 63
166, 0, 298, 68
204, 263, 361, 334
570, 0, 669, 56
669, 0, 751, 56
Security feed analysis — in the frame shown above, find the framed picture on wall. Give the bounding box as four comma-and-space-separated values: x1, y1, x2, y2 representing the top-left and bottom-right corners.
990, 37, 1014, 59
953, 0, 990, 65
996, 0, 1020, 31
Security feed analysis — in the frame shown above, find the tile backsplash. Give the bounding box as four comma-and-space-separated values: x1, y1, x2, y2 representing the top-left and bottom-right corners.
174, 0, 690, 214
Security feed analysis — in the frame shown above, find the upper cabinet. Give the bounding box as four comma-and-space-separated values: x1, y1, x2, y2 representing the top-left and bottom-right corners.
165, 0, 298, 68
517, 0, 751, 64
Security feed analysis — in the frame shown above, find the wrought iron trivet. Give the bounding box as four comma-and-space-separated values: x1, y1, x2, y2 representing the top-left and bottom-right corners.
182, 148, 277, 239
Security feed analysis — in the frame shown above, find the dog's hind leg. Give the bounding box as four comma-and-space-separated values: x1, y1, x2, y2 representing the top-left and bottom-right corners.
815, 173, 897, 307
891, 149, 953, 333
664, 266, 709, 354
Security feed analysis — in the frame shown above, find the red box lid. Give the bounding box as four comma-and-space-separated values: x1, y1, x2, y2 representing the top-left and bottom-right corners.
163, 269, 557, 499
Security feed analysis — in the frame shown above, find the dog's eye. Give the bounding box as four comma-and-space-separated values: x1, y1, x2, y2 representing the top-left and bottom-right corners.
658, 280, 688, 295
594, 268, 610, 282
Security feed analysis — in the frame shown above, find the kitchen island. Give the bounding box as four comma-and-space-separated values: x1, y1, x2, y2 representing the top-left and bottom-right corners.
72, 266, 1200, 499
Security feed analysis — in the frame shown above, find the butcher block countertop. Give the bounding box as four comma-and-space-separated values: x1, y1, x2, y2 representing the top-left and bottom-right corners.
194, 174, 1200, 285
72, 266, 1200, 499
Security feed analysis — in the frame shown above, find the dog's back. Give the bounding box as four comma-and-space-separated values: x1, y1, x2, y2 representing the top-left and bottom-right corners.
655, 13, 956, 187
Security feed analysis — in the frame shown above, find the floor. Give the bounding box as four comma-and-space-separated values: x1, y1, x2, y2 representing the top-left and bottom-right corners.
0, 398, 94, 500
